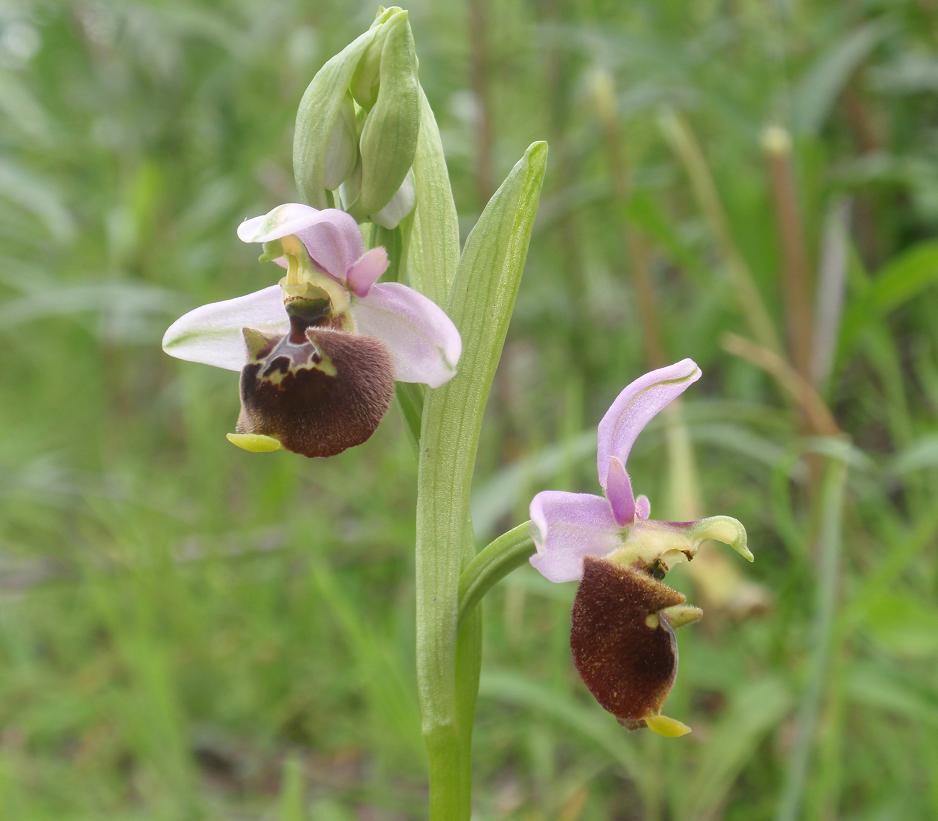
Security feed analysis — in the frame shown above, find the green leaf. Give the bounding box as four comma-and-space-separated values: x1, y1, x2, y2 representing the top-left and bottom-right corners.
414, 143, 547, 818
400, 88, 461, 306
393, 88, 460, 437
416, 140, 547, 724
778, 457, 848, 821
793, 22, 891, 135
839, 239, 938, 357
396, 383, 424, 446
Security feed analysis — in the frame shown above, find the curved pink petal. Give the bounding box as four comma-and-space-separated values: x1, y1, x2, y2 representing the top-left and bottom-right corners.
162, 285, 287, 371
347, 248, 389, 297
529, 491, 622, 583
635, 495, 651, 520
237, 203, 323, 243
605, 456, 636, 526
596, 358, 701, 488
351, 283, 461, 387
237, 204, 364, 282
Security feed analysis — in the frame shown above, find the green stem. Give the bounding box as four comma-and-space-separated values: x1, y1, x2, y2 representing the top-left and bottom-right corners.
458, 523, 534, 623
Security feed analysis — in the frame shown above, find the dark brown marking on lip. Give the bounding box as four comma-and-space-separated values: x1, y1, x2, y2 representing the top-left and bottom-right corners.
262, 356, 291, 378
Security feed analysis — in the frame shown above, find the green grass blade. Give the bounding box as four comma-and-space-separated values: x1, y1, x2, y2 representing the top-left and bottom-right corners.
777, 456, 848, 821
683, 678, 791, 819
480, 671, 648, 798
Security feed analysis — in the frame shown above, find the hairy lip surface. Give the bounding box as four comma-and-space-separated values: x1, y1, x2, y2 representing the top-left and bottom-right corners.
570, 556, 685, 724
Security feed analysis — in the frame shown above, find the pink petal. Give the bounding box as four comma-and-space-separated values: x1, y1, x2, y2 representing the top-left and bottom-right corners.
350, 283, 461, 387
346, 247, 389, 297
596, 358, 701, 488
237, 204, 364, 282
529, 491, 622, 583
635, 495, 651, 520
238, 203, 321, 243
162, 285, 287, 371
604, 456, 636, 526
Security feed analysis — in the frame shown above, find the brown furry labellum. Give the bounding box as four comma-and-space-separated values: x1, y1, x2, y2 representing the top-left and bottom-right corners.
571, 556, 686, 728
236, 315, 394, 458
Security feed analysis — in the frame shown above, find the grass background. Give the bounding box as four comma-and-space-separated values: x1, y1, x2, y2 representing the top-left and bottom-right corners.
2, 0, 937, 818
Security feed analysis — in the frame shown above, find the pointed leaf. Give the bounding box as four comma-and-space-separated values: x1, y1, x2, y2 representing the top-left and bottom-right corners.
400, 88, 460, 306
416, 142, 548, 728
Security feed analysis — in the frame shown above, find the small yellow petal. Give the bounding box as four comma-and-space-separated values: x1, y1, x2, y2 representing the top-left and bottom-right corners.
660, 604, 704, 629
226, 433, 283, 453
645, 714, 692, 738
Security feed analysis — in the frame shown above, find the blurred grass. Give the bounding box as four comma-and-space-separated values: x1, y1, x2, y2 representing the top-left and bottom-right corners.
1, 0, 937, 818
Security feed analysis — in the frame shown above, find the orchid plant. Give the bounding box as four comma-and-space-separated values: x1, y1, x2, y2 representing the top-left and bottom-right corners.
162, 7, 753, 818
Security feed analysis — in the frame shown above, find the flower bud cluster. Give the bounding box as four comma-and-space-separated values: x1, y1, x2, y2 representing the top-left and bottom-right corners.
293, 6, 419, 228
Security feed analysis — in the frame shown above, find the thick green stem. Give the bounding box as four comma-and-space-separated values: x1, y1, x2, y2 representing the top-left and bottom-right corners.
422, 619, 480, 818
458, 523, 534, 622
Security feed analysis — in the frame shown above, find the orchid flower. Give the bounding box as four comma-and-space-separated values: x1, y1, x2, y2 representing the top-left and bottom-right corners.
162, 203, 461, 457
529, 359, 753, 737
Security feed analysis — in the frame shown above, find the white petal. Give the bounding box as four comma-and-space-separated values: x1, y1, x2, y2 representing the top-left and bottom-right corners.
162, 285, 288, 371
351, 283, 461, 387
371, 170, 416, 229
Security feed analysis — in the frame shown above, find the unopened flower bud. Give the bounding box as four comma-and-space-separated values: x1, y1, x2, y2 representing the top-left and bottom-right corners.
356, 9, 419, 219
322, 92, 359, 191
349, 7, 399, 110
293, 27, 378, 207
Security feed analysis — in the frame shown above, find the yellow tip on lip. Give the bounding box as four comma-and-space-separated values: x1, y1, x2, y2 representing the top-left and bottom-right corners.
645, 714, 692, 738
226, 433, 283, 453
